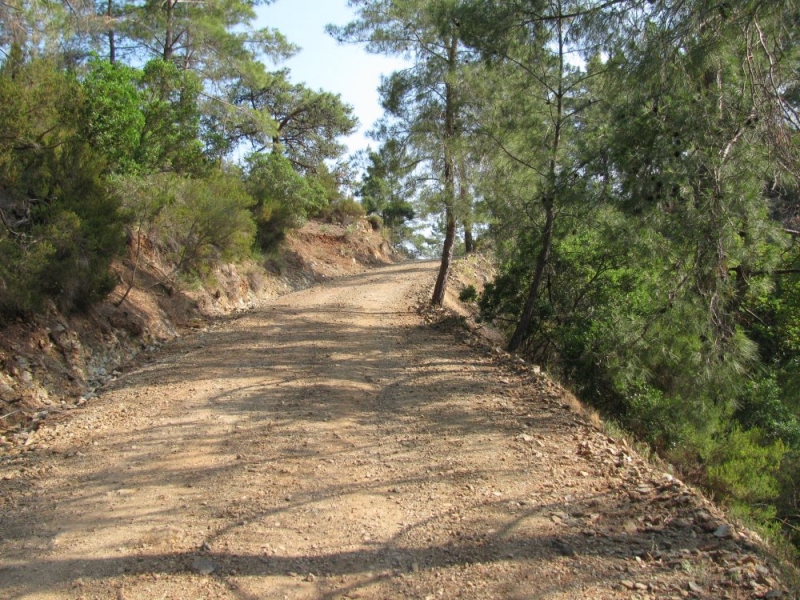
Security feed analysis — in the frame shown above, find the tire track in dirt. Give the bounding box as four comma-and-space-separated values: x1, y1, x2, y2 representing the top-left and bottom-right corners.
0, 261, 790, 599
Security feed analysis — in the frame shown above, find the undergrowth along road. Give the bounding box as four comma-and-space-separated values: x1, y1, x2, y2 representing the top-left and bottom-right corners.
0, 261, 791, 599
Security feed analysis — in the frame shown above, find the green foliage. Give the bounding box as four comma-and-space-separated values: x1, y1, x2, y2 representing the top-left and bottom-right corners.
705, 427, 786, 506
245, 151, 325, 251
317, 198, 366, 224
79, 57, 144, 174
79, 58, 204, 175
137, 59, 204, 174
366, 214, 383, 231
735, 375, 800, 447
0, 150, 124, 315
0, 57, 124, 318
357, 143, 415, 232
226, 70, 357, 169
38, 141, 125, 311
776, 450, 800, 548
459, 285, 477, 303
161, 174, 256, 277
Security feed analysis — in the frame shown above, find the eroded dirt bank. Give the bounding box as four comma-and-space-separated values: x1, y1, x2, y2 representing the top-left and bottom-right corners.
0, 261, 791, 599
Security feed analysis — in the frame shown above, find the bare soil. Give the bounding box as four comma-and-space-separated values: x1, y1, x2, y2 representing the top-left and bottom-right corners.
0, 261, 792, 599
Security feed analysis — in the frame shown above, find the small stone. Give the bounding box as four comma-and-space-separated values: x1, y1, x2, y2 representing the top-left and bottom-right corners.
695, 510, 712, 523
687, 581, 703, 594
191, 557, 216, 575
713, 524, 733, 539
670, 518, 691, 529
620, 580, 636, 590
200, 540, 212, 552
623, 520, 639, 534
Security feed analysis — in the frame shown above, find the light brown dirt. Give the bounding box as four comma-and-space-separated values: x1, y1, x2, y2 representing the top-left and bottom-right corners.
0, 261, 791, 599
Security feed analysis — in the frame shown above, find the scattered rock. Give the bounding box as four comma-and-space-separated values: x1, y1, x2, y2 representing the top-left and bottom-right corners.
551, 540, 577, 557
191, 557, 216, 575
687, 580, 703, 594
713, 524, 733, 539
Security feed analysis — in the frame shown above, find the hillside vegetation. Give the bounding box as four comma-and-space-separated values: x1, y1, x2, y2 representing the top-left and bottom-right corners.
335, 0, 800, 555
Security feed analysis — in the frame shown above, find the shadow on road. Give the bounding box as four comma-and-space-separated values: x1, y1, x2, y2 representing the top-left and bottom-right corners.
0, 263, 753, 599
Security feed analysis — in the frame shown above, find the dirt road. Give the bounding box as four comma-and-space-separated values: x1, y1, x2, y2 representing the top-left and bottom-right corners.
0, 262, 789, 599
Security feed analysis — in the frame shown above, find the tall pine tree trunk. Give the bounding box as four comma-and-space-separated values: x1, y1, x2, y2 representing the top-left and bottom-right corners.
107, 0, 116, 64
457, 157, 474, 253
431, 32, 459, 306
463, 221, 474, 253
164, 0, 176, 61
432, 201, 457, 305
507, 199, 554, 352
507, 11, 565, 352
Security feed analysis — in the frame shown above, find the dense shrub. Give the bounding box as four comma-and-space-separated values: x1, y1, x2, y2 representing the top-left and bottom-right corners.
79, 57, 144, 174
0, 58, 125, 318
246, 152, 325, 251
161, 174, 256, 277
459, 285, 478, 303
704, 427, 786, 509
318, 197, 366, 224
366, 214, 383, 231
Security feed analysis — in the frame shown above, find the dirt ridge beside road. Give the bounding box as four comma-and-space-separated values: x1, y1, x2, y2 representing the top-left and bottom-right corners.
0, 261, 792, 599
0, 218, 395, 438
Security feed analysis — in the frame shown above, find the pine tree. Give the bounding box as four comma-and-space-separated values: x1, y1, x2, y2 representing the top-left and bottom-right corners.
330, 0, 479, 305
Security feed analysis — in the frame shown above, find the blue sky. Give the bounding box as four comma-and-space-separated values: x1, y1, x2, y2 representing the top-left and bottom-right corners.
255, 0, 409, 156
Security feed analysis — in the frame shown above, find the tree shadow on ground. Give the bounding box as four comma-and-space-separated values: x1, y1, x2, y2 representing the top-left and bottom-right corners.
0, 263, 756, 598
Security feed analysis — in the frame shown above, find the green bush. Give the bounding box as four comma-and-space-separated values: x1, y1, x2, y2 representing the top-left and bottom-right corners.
136, 59, 205, 174
79, 57, 144, 174
625, 386, 696, 452
459, 285, 478, 303
0, 235, 58, 316
366, 213, 383, 231
161, 174, 256, 277
705, 427, 786, 506
0, 158, 124, 316
246, 152, 325, 251
318, 197, 366, 224
735, 375, 800, 447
